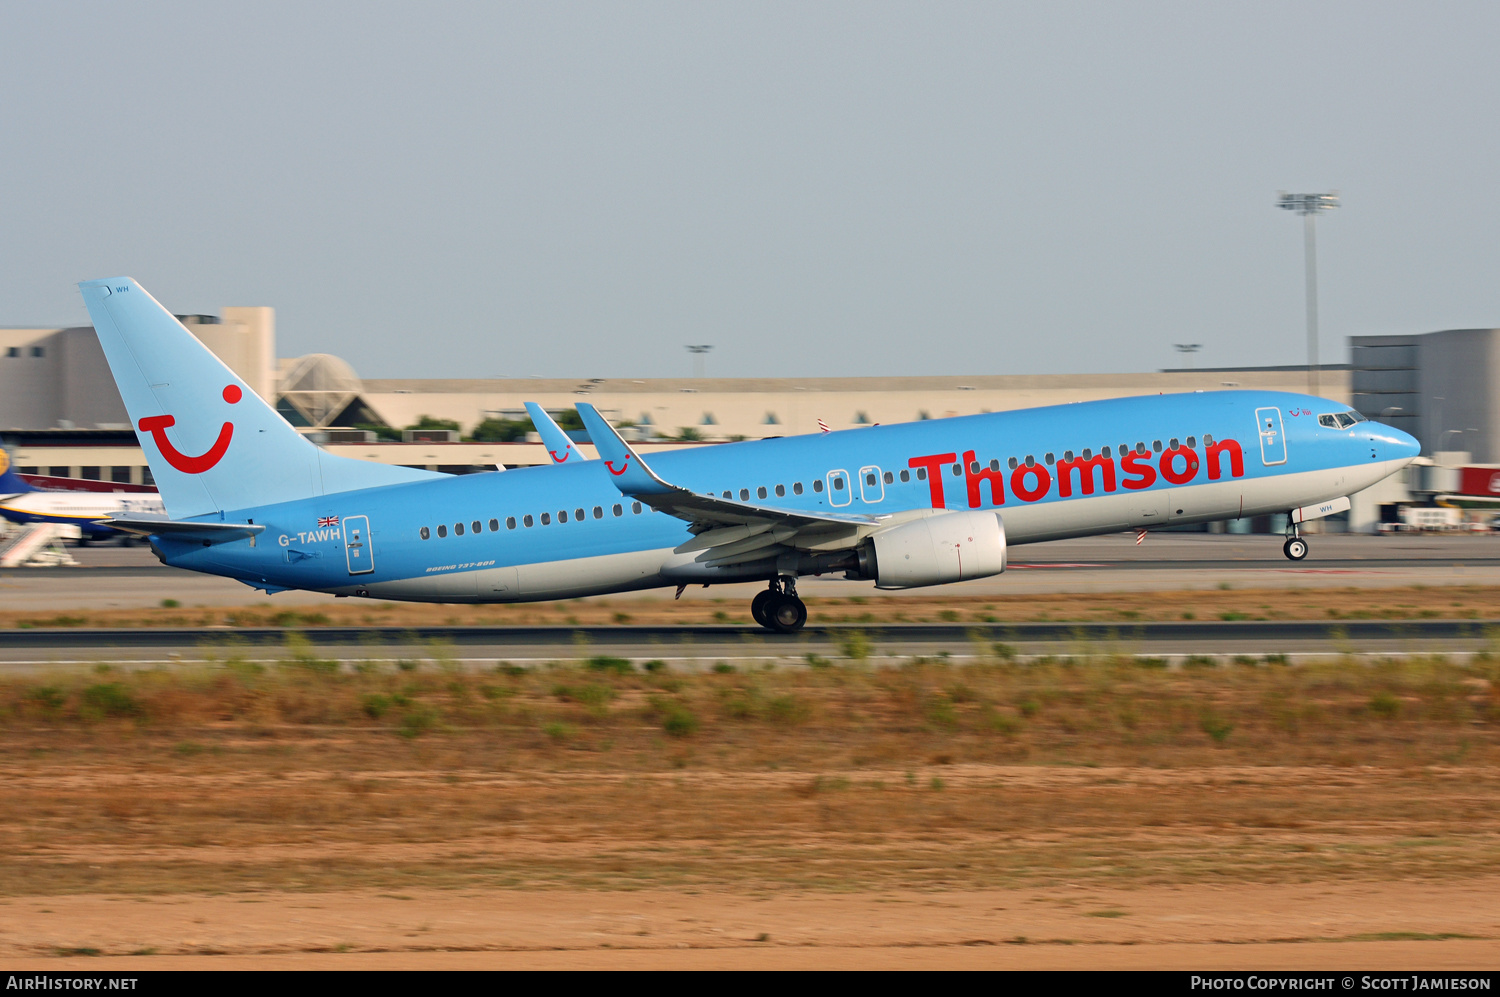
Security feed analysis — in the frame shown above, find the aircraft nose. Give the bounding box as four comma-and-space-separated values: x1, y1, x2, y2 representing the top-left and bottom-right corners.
1379, 425, 1421, 461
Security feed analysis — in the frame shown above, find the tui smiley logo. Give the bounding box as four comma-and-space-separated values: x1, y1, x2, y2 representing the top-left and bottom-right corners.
137, 384, 241, 474
604, 458, 630, 476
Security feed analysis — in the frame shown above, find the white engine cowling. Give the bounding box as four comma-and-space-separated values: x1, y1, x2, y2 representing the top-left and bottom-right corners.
868, 511, 1007, 589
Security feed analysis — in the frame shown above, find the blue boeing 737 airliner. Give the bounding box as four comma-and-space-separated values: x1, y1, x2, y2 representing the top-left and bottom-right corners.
82, 278, 1419, 632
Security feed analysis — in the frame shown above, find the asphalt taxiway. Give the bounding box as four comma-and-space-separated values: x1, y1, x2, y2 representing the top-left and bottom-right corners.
3, 532, 1500, 614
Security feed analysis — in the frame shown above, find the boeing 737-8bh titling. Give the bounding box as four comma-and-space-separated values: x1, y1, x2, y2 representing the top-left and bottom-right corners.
82, 278, 1419, 633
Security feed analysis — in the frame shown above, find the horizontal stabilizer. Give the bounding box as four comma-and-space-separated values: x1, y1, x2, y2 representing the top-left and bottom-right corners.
106, 514, 264, 544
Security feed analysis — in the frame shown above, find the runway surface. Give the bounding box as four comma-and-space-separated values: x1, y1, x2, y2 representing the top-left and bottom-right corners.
5, 532, 1500, 613
4, 618, 1496, 669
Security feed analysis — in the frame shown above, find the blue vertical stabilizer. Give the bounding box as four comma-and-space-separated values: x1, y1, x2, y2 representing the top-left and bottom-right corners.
78, 278, 440, 519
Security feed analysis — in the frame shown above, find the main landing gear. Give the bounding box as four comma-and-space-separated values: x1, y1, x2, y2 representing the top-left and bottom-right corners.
1282, 521, 1309, 561
751, 576, 807, 634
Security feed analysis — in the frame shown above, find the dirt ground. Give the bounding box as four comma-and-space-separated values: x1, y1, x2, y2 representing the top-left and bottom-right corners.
3, 652, 1500, 969
5, 882, 1500, 969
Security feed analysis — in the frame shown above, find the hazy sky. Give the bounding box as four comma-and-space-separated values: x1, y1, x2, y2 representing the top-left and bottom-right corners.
2, 2, 1497, 379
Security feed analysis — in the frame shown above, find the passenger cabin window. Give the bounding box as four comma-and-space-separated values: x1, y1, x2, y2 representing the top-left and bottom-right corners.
969, 462, 980, 474
868, 472, 879, 485
523, 515, 533, 527
1008, 457, 1018, 470
575, 508, 585, 521
506, 517, 517, 529
740, 488, 750, 501
1064, 451, 1074, 462
793, 482, 804, 494
454, 522, 464, 536
1045, 453, 1054, 464
722, 490, 732, 498
775, 484, 785, 497
914, 469, 924, 481
632, 502, 642, 514
951, 463, 961, 476
1185, 437, 1196, 448
437, 525, 448, 538
489, 519, 499, 532
832, 477, 845, 490
420, 527, 430, 540
1025, 455, 1035, 467
558, 510, 568, 523
1152, 440, 1162, 452
814, 479, 825, 491
1136, 442, 1147, 454
1203, 434, 1215, 446
612, 504, 622, 517
593, 506, 603, 519
1101, 447, 1111, 458
884, 471, 894, 484
900, 469, 910, 481
472, 521, 481, 533
540, 513, 551, 525
1169, 438, 1179, 449
757, 486, 767, 499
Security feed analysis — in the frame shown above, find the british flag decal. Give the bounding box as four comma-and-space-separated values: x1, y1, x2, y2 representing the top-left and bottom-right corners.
318, 516, 340, 527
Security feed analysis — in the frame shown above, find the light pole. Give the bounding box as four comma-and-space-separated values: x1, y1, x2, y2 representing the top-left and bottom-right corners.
1277, 191, 1339, 397
686, 345, 712, 379
1173, 343, 1202, 369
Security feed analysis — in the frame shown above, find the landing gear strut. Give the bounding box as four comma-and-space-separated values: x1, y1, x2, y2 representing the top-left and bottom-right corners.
1282, 521, 1308, 561
752, 576, 807, 634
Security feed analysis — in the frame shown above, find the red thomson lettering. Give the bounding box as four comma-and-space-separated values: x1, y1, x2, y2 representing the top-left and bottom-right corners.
1159, 445, 1200, 485
908, 452, 957, 508
963, 450, 1005, 507
1010, 462, 1051, 502
1206, 438, 1244, 480
1120, 449, 1156, 490
1055, 453, 1116, 497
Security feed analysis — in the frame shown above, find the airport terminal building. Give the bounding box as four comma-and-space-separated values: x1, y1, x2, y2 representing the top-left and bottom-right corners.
4, 305, 1496, 531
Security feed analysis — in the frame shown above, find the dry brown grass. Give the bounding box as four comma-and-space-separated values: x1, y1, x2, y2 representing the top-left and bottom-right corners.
3, 648, 1499, 897
6, 583, 1500, 630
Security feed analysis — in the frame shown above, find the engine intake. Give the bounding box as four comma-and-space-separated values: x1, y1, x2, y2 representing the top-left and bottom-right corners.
860, 511, 1007, 589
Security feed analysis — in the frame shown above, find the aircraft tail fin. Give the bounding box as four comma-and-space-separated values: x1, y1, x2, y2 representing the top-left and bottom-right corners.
78, 278, 439, 519
0, 439, 30, 496
524, 402, 586, 464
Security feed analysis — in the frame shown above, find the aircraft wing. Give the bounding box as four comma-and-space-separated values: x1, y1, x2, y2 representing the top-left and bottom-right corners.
574, 403, 886, 564
106, 514, 264, 544
524, 402, 586, 464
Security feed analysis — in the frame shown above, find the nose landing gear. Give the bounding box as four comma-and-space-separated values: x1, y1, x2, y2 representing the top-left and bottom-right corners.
751, 576, 807, 633
1282, 520, 1308, 561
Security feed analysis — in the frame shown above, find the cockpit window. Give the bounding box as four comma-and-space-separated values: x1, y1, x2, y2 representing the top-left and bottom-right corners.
1319, 412, 1364, 429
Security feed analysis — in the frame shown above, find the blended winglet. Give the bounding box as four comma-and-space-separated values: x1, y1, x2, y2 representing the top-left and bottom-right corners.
524, 402, 586, 464
574, 403, 672, 494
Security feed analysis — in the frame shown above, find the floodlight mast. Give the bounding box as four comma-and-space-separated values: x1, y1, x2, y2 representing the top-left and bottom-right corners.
1277, 191, 1339, 396
686, 344, 713, 379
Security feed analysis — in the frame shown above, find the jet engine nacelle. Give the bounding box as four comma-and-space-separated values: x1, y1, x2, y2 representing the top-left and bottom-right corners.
863, 510, 1007, 589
